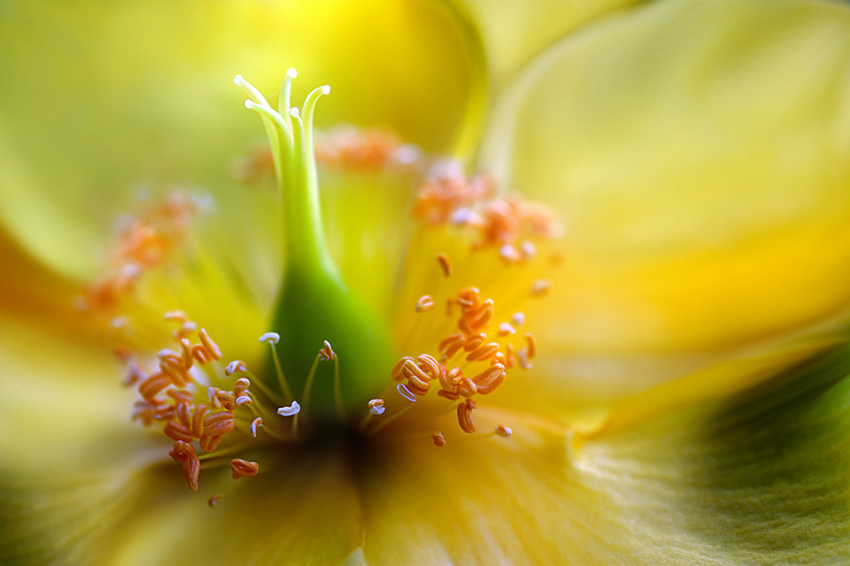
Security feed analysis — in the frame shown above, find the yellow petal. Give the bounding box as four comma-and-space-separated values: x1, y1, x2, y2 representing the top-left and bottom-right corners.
482, 0, 850, 357
454, 0, 638, 89
0, 0, 485, 279
360, 344, 850, 564
0, 315, 364, 565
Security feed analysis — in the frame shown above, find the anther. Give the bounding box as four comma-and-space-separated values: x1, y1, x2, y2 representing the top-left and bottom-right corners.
208, 494, 222, 508
225, 360, 247, 377
168, 440, 200, 491
277, 400, 301, 417
512, 312, 525, 326
438, 334, 464, 353
432, 432, 447, 447
164, 310, 187, 323
164, 421, 194, 443
436, 253, 452, 277
203, 411, 235, 436
199, 434, 221, 453
198, 328, 222, 360
457, 399, 477, 433
531, 279, 551, 297
524, 333, 537, 359
192, 405, 208, 438
466, 342, 500, 362
416, 295, 435, 312
498, 322, 516, 336
457, 377, 478, 398
397, 383, 417, 403
463, 333, 487, 352
391, 357, 414, 381
472, 364, 506, 395
495, 425, 512, 439
231, 459, 259, 480
250, 417, 263, 438
368, 399, 386, 415
318, 340, 336, 361
139, 373, 170, 402
259, 332, 280, 344
233, 377, 251, 396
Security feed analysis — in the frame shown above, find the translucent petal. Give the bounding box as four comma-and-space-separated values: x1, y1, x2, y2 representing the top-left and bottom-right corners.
360, 344, 850, 564
454, 0, 638, 88
0, 0, 485, 279
481, 0, 850, 358
0, 316, 364, 565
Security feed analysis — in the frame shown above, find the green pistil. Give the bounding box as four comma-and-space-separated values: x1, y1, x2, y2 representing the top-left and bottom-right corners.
236, 71, 394, 421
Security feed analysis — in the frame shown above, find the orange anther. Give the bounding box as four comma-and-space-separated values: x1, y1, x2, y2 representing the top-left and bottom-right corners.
191, 405, 207, 438
472, 364, 506, 395
466, 342, 500, 362
463, 333, 487, 352
457, 399, 477, 434
391, 357, 414, 381
164, 420, 194, 443
416, 295, 435, 312
438, 334, 464, 353
199, 433, 221, 453
524, 333, 537, 359
457, 377, 478, 398
138, 373, 170, 402
436, 254, 452, 278
168, 440, 200, 491
231, 459, 260, 479
203, 411, 235, 437
432, 432, 447, 447
198, 328, 222, 360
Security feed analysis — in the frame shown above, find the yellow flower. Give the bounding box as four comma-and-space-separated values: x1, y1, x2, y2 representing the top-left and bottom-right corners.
2, 0, 850, 564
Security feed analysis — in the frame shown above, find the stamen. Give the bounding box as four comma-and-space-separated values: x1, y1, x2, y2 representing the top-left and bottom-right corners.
203, 411, 235, 437
524, 333, 537, 359
231, 459, 260, 480
531, 279, 551, 297
261, 331, 293, 402
225, 360, 247, 377
318, 340, 336, 361
498, 322, 516, 336
168, 440, 200, 491
415, 295, 435, 312
432, 432, 447, 447
512, 312, 525, 326
198, 328, 222, 360
436, 253, 452, 278
495, 425, 512, 439
465, 342, 500, 362
368, 399, 386, 415
208, 494, 222, 508
277, 400, 301, 417
457, 399, 477, 434
259, 332, 280, 344
250, 417, 263, 438
397, 383, 417, 403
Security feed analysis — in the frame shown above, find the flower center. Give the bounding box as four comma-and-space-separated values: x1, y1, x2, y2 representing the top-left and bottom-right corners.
236, 72, 395, 420
80, 70, 563, 502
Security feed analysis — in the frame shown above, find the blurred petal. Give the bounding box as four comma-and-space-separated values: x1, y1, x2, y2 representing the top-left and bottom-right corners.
0, 315, 364, 565
454, 0, 638, 89
361, 343, 850, 564
482, 0, 850, 358
0, 0, 485, 278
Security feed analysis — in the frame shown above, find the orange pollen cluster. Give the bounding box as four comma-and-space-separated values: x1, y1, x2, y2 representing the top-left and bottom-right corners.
125, 315, 260, 491
314, 127, 420, 172
412, 167, 561, 262
77, 190, 206, 313
392, 286, 538, 435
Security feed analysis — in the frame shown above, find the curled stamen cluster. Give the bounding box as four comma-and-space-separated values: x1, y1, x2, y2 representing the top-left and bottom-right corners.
76, 190, 207, 313
391, 287, 538, 435
412, 166, 560, 258
126, 321, 260, 490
